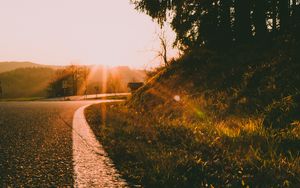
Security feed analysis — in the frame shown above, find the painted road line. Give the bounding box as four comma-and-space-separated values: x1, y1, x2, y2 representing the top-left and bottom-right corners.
72, 103, 127, 187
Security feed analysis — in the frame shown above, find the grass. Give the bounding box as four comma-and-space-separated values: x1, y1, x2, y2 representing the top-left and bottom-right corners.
85, 102, 300, 187
84, 37, 300, 187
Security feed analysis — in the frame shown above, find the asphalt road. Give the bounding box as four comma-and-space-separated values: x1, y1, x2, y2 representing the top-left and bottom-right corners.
0, 101, 103, 187
45, 93, 130, 101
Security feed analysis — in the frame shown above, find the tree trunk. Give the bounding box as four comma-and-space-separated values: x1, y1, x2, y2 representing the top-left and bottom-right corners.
278, 0, 290, 31
253, 0, 267, 40
219, 0, 232, 45
272, 0, 278, 33
234, 0, 252, 43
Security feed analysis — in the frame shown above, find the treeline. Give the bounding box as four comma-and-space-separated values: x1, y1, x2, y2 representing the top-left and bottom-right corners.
132, 0, 300, 49
48, 65, 145, 97
47, 65, 89, 97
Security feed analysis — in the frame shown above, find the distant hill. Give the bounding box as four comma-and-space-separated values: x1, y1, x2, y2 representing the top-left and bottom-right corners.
0, 61, 61, 73
0, 67, 55, 98
0, 64, 146, 99
0, 62, 42, 73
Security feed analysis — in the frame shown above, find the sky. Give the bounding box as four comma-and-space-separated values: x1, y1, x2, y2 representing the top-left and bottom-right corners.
0, 0, 176, 68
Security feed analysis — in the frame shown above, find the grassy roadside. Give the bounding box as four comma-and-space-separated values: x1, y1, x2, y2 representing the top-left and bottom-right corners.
85, 102, 300, 187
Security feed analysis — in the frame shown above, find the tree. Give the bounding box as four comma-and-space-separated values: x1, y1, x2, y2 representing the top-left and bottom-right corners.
151, 27, 175, 67
291, 0, 300, 36
219, 0, 233, 45
131, 0, 298, 50
271, 0, 278, 33
234, 0, 252, 43
158, 29, 169, 66
278, 0, 290, 31
253, 0, 268, 40
68, 65, 79, 95
107, 72, 122, 93
200, 1, 220, 47
48, 65, 90, 97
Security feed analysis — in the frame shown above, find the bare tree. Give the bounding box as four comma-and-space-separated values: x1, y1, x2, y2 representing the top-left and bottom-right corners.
149, 25, 177, 67
157, 29, 169, 66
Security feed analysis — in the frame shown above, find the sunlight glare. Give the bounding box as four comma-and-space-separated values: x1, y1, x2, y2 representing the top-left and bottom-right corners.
0, 0, 178, 68
174, 95, 180, 102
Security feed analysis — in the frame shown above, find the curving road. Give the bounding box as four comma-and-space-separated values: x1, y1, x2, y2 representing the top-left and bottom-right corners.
0, 100, 127, 187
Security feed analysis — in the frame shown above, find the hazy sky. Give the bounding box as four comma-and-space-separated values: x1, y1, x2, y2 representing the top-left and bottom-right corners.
0, 0, 175, 68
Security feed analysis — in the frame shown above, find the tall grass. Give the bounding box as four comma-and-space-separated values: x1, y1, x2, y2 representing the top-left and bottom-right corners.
85, 103, 300, 187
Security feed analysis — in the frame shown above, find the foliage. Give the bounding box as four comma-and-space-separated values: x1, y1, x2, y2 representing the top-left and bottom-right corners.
47, 65, 89, 97
132, 0, 300, 50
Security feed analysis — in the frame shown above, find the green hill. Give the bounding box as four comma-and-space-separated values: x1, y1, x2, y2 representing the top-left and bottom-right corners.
0, 67, 55, 98
0, 62, 44, 73
0, 64, 146, 99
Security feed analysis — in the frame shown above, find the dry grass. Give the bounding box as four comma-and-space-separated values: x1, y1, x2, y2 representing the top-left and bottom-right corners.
85, 102, 300, 187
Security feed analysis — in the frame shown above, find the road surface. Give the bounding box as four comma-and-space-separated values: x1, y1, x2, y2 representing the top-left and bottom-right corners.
0, 100, 127, 187
45, 93, 130, 101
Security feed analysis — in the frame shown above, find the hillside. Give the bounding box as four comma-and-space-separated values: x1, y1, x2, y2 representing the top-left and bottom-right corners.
130, 37, 300, 129
0, 64, 146, 99
0, 61, 63, 74
0, 67, 55, 98
85, 35, 300, 187
0, 62, 44, 73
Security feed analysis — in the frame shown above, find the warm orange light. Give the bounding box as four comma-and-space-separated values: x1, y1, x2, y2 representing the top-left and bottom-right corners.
0, 0, 177, 68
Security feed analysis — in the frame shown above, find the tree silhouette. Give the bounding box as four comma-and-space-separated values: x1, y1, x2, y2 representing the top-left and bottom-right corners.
131, 0, 300, 50
253, 0, 268, 40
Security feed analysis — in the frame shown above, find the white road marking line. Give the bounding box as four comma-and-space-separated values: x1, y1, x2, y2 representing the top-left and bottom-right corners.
72, 103, 127, 188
